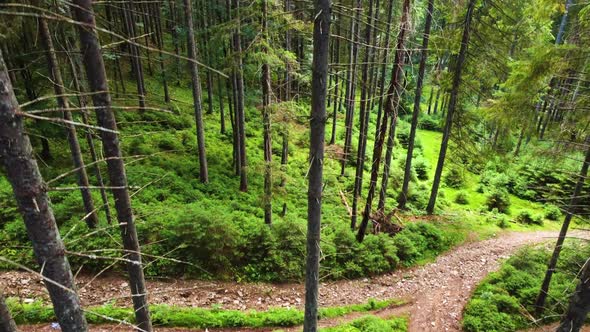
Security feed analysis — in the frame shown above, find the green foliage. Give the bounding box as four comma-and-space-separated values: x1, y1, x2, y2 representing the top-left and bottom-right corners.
515, 210, 543, 225
5, 297, 399, 329
454, 191, 469, 205
321, 316, 408, 332
543, 204, 562, 221
462, 243, 590, 331
485, 189, 511, 214
444, 166, 465, 189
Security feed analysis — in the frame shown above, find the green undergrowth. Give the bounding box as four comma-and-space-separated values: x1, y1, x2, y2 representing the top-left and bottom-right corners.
6, 298, 403, 329
0, 75, 566, 283
320, 315, 408, 332
462, 241, 590, 332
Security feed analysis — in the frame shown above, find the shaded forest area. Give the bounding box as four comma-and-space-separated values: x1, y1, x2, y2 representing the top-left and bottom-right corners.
0, 0, 590, 331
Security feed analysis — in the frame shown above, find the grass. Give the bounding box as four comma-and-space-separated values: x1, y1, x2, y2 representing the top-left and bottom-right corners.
462, 241, 590, 331
6, 297, 404, 329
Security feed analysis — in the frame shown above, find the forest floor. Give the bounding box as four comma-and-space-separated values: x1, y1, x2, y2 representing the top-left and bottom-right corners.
5, 230, 577, 332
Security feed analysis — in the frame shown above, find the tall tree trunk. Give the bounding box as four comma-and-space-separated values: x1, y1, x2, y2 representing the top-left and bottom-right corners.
202, 0, 215, 115
184, 0, 209, 183
433, 87, 441, 114
65, 45, 113, 225
534, 136, 590, 316
358, 0, 411, 242
351, 0, 376, 229
373, 0, 395, 142
303, 0, 330, 328
39, 18, 99, 228
169, 0, 182, 85
218, 79, 226, 134
0, 48, 88, 332
340, 0, 361, 176
426, 0, 476, 215
284, 0, 292, 100
231, 0, 248, 192
556, 257, 590, 332
398, 0, 434, 210
329, 15, 341, 146
140, 1, 154, 76
262, 0, 273, 225
122, 0, 147, 111
427, 86, 434, 114
153, 2, 170, 102
71, 2, 153, 330
0, 291, 17, 332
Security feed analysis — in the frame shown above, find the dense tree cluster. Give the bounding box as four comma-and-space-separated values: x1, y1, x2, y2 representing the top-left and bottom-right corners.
0, 0, 589, 330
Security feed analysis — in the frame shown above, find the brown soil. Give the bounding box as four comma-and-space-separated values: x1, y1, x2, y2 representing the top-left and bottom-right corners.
6, 230, 576, 332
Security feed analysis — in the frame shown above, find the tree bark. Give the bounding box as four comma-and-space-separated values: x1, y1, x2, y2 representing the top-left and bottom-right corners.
122, 0, 147, 111
303, 0, 330, 328
351, 0, 378, 230
556, 257, 590, 332
39, 18, 99, 228
398, 0, 434, 210
426, 0, 476, 215
262, 0, 273, 225
231, 0, 248, 192
373, 0, 395, 142
0, 291, 17, 332
184, 0, 209, 183
152, 2, 170, 102
0, 48, 88, 332
366, 0, 410, 220
329, 15, 341, 146
71, 2, 153, 330
340, 1, 361, 176
65, 46, 113, 225
535, 136, 590, 316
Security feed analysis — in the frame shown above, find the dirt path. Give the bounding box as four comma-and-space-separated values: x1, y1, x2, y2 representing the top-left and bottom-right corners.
4, 230, 566, 332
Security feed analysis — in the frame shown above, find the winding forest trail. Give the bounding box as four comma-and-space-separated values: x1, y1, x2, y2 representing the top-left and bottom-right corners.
5, 230, 567, 332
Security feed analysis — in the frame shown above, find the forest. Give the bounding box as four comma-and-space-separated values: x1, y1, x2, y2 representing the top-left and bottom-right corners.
0, 0, 589, 331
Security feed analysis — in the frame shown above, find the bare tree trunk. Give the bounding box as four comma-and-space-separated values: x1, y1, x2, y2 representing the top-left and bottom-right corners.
152, 2, 170, 102
340, 2, 361, 176
427, 86, 434, 114
122, 0, 147, 111
426, 0, 476, 215
366, 0, 408, 217
329, 15, 341, 146
556, 256, 590, 332
140, 1, 154, 76
433, 87, 441, 114
350, 0, 377, 230
0, 291, 17, 332
373, 0, 395, 142
262, 0, 273, 225
231, 0, 248, 192
0, 48, 88, 332
71, 2, 153, 330
284, 0, 292, 101
65, 44, 113, 225
535, 136, 590, 316
184, 0, 209, 183
303, 0, 330, 328
398, 0, 434, 210
39, 18, 99, 228
218, 79, 226, 134
168, 0, 182, 85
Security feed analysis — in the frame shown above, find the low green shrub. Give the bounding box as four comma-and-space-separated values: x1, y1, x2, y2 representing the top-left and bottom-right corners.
543, 204, 562, 221
444, 167, 465, 189
321, 315, 408, 332
485, 189, 511, 214
454, 191, 469, 205
515, 210, 543, 225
